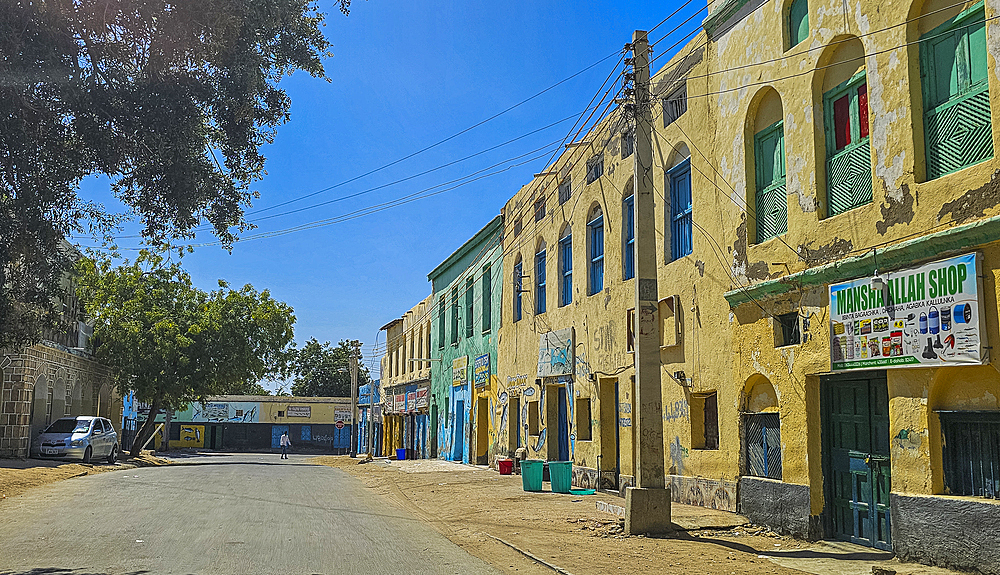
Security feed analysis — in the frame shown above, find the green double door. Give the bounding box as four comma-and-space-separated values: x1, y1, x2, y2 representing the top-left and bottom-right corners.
822, 372, 892, 550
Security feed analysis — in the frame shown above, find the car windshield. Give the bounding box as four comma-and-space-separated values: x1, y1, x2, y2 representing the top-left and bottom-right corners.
44, 419, 91, 434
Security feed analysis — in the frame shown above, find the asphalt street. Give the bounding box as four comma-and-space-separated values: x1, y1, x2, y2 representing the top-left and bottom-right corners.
0, 453, 499, 575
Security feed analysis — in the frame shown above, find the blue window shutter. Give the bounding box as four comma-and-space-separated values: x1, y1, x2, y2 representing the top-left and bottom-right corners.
668, 159, 693, 261
560, 236, 572, 306
623, 195, 635, 280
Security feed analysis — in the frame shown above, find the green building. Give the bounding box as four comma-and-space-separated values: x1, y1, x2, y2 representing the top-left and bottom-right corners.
428, 215, 503, 465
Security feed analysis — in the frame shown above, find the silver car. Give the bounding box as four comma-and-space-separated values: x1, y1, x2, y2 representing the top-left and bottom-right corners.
32, 416, 119, 464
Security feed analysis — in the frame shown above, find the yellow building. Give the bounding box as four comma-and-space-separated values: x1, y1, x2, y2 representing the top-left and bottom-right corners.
497, 0, 1000, 571
379, 295, 433, 459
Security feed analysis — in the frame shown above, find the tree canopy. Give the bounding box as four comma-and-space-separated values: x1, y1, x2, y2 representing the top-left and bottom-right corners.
287, 338, 369, 397
76, 250, 296, 455
0, 0, 348, 349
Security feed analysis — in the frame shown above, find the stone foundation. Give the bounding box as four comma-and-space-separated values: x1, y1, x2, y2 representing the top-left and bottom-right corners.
737, 477, 814, 538
891, 493, 1000, 575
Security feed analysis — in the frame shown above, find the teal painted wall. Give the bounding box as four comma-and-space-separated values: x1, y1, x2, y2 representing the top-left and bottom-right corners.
429, 216, 503, 462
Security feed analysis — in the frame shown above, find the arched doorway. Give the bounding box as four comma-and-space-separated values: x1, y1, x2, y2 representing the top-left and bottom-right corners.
97, 383, 111, 419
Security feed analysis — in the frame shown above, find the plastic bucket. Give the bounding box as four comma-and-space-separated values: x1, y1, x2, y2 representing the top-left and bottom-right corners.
520, 459, 543, 492
395, 448, 406, 461
549, 461, 573, 493
498, 459, 514, 475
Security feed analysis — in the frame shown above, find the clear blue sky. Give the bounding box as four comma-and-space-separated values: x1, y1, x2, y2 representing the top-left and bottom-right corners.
78, 1, 701, 386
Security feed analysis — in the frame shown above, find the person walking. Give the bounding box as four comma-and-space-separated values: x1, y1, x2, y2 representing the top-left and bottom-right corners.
280, 431, 291, 459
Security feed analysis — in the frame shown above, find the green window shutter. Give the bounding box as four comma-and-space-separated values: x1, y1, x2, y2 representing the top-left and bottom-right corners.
789, 0, 809, 47
825, 75, 874, 216
922, 3, 994, 180
828, 139, 873, 215
754, 121, 787, 242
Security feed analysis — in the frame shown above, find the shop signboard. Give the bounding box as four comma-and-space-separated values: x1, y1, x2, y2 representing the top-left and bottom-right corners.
829, 252, 985, 371
394, 393, 405, 414
334, 407, 352, 424
473, 353, 491, 388
538, 328, 573, 377
453, 356, 469, 386
406, 390, 417, 411
415, 387, 429, 409
286, 405, 311, 418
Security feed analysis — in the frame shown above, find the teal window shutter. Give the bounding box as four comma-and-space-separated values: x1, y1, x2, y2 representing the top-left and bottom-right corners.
754, 121, 787, 243
789, 0, 809, 47
825, 74, 874, 216
921, 2, 993, 180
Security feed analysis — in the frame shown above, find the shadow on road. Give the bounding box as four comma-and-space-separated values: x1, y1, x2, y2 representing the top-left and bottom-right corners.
0, 569, 150, 575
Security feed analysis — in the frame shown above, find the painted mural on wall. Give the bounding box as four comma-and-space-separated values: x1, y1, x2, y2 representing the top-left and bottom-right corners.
538, 329, 573, 377
190, 402, 259, 423
176, 424, 204, 448
830, 252, 985, 370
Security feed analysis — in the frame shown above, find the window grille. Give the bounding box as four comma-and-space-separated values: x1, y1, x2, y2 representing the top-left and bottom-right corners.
663, 84, 687, 127
744, 412, 782, 479
940, 411, 1000, 498
558, 178, 572, 205
586, 154, 604, 183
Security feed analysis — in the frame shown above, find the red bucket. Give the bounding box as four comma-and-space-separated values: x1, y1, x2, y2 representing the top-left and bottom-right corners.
498, 459, 514, 475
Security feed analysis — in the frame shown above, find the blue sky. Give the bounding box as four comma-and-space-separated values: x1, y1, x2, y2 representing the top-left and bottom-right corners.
77, 1, 702, 386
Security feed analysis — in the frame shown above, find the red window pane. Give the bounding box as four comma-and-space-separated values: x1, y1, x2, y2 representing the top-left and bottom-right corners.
833, 94, 851, 150
858, 83, 869, 139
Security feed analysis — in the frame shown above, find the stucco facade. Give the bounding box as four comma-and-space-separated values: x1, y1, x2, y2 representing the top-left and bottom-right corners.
379, 295, 433, 459
493, 0, 1000, 572
428, 216, 504, 465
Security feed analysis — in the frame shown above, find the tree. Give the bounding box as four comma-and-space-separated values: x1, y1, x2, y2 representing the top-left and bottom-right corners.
287, 338, 368, 397
76, 250, 296, 455
0, 0, 350, 349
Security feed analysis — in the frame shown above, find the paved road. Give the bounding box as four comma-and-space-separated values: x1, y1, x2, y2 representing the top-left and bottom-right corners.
0, 453, 498, 575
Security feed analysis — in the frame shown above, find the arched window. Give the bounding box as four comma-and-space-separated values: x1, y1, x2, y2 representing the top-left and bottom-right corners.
749, 89, 787, 243
535, 239, 547, 315
820, 37, 873, 216
513, 255, 523, 322
667, 147, 693, 260
919, 1, 992, 179
742, 376, 781, 480
622, 193, 635, 280
587, 206, 604, 295
559, 225, 572, 306
787, 0, 809, 48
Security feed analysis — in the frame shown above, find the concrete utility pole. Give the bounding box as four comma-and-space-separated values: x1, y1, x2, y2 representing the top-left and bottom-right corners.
349, 340, 360, 458
625, 29, 671, 536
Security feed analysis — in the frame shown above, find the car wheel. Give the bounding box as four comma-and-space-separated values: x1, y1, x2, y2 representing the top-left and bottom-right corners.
107, 444, 118, 464
82, 446, 92, 464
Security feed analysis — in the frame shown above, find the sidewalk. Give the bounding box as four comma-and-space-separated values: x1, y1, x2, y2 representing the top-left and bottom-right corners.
313, 456, 969, 575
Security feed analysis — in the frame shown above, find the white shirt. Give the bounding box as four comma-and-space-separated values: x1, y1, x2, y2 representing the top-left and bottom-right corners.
280, 434, 291, 446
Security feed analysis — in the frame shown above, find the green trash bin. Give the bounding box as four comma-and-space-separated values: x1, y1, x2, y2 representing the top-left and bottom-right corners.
548, 461, 573, 493
520, 459, 543, 492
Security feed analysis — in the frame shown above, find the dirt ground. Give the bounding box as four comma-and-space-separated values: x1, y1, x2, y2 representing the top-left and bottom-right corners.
0, 452, 170, 502
312, 456, 969, 575
312, 456, 804, 575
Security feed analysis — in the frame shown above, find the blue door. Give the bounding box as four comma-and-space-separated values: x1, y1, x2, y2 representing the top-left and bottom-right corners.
453, 400, 465, 462
271, 425, 289, 449
557, 387, 570, 461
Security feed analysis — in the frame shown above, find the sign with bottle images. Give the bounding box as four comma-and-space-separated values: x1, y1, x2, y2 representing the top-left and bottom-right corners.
829, 252, 985, 371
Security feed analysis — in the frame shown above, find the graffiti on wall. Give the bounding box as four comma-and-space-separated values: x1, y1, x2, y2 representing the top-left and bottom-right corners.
193, 402, 259, 423
668, 435, 688, 475
664, 399, 689, 422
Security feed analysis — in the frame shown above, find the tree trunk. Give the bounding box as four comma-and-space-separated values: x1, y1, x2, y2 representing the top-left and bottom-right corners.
130, 396, 162, 457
